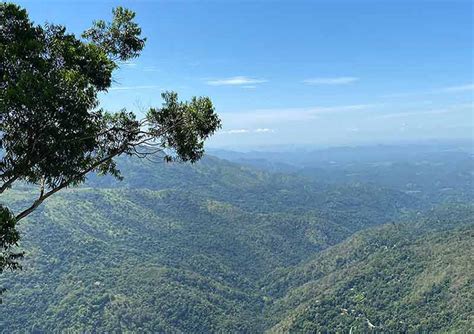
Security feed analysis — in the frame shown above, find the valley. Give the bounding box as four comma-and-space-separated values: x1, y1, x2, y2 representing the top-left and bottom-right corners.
1, 145, 472, 332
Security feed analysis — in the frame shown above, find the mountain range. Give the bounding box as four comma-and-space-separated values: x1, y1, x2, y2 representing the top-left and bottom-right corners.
0, 145, 472, 332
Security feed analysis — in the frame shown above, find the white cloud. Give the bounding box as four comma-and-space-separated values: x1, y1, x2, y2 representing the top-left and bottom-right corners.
221, 129, 250, 134
143, 66, 161, 72
206, 76, 267, 86
373, 104, 473, 119
303, 77, 359, 85
440, 84, 474, 93
374, 110, 445, 119
383, 83, 474, 98
220, 128, 275, 135
255, 128, 274, 133
219, 104, 377, 128
109, 85, 162, 91
251, 104, 375, 120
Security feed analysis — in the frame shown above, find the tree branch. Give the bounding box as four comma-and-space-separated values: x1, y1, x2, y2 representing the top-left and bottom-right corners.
0, 175, 20, 195
15, 147, 126, 222
0, 126, 144, 196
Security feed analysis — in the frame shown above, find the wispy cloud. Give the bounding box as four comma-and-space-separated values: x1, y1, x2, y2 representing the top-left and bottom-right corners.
383, 83, 474, 98
440, 84, 474, 93
254, 128, 274, 133
143, 66, 161, 72
221, 129, 250, 134
117, 62, 162, 72
206, 76, 267, 86
220, 104, 377, 126
220, 128, 275, 135
373, 103, 473, 119
109, 85, 162, 91
348, 127, 360, 132
251, 104, 376, 120
303, 77, 359, 85
374, 110, 450, 119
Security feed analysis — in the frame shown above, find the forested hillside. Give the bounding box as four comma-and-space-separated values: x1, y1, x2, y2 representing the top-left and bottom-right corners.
264, 205, 474, 333
0, 155, 472, 332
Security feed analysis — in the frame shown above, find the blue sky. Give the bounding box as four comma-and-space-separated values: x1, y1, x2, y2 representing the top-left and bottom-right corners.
14, 0, 474, 149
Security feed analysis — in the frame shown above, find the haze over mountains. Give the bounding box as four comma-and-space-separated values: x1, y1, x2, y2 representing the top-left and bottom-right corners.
1, 142, 472, 332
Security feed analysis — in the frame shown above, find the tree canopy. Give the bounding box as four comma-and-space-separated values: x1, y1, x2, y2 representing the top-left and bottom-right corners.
0, 3, 221, 273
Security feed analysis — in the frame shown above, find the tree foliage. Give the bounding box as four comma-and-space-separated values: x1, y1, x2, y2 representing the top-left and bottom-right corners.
0, 205, 22, 278
0, 3, 220, 272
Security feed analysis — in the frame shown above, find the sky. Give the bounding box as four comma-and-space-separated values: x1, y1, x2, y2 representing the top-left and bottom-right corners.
13, 0, 474, 150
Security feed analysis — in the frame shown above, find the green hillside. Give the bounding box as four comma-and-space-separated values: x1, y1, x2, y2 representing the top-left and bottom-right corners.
0, 156, 472, 332
265, 205, 474, 333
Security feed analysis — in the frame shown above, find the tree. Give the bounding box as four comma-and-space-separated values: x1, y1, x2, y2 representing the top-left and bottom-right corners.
0, 3, 221, 275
